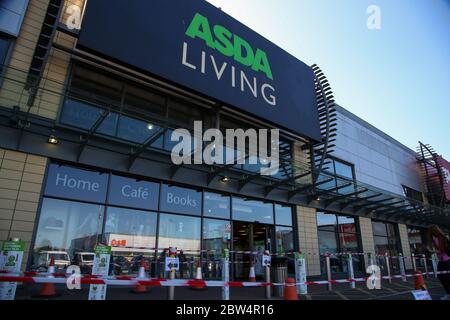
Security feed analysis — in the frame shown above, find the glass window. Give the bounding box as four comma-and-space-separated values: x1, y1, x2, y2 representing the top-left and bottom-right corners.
123, 83, 166, 121
317, 212, 337, 232
372, 221, 400, 257
60, 99, 119, 135
339, 233, 359, 251
116, 115, 164, 147
337, 215, 356, 234
317, 212, 362, 274
232, 197, 274, 224
104, 207, 157, 249
32, 198, 103, 269
276, 226, 294, 253
318, 230, 338, 254
202, 219, 231, 259
160, 185, 202, 215
0, 37, 11, 66
158, 213, 201, 251
275, 204, 292, 226
68, 64, 123, 107
334, 160, 354, 180
372, 221, 387, 236
203, 192, 230, 219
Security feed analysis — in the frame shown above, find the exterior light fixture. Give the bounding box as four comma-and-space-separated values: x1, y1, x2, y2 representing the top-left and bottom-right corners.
315, 196, 321, 201
147, 123, 153, 130
221, 176, 230, 182
48, 135, 58, 144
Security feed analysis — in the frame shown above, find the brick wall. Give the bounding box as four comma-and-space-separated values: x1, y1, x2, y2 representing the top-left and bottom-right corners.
296, 206, 320, 276
398, 223, 413, 269
0, 148, 47, 271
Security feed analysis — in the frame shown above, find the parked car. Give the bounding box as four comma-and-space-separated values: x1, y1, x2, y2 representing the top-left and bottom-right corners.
72, 252, 95, 274
36, 251, 71, 271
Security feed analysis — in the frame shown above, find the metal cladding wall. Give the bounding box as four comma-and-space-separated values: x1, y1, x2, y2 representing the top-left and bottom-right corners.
333, 104, 422, 196
77, 0, 321, 141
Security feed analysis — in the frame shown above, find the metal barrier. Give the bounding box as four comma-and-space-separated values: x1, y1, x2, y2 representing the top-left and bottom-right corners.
1, 248, 446, 300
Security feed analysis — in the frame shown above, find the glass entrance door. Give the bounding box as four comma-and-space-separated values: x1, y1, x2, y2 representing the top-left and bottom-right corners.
232, 221, 273, 280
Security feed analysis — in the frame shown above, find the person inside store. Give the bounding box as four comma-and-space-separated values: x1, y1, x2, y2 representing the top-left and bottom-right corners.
426, 224, 450, 300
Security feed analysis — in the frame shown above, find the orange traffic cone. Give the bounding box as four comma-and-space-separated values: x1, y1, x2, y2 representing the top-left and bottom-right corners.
414, 270, 427, 290
131, 259, 148, 294
33, 257, 59, 298
248, 262, 256, 282
284, 278, 299, 300
190, 260, 206, 290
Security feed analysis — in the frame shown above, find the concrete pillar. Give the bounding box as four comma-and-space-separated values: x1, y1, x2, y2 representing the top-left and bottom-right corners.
358, 217, 375, 268
296, 206, 320, 276
398, 224, 413, 270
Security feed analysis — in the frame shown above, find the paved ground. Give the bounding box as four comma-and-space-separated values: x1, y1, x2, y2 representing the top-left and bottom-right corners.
12, 276, 447, 300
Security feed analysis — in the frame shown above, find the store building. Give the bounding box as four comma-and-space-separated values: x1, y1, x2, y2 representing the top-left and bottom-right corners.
0, 0, 449, 281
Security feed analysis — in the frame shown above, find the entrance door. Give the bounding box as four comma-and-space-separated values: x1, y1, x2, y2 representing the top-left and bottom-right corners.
232, 221, 273, 280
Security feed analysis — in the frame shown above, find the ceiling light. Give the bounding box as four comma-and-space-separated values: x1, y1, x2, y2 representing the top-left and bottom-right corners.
221, 176, 230, 182
48, 135, 58, 144
147, 123, 154, 130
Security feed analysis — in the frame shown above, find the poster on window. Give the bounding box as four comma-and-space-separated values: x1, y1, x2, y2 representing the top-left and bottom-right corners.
88, 245, 111, 300
0, 240, 24, 300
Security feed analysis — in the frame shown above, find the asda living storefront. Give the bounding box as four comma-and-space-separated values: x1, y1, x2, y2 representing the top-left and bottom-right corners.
22, 0, 320, 279
31, 163, 295, 280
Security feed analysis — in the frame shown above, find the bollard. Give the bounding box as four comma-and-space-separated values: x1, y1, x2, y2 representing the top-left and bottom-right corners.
221, 249, 230, 300
166, 247, 178, 300
431, 253, 438, 278
325, 255, 332, 292
384, 253, 392, 284
399, 253, 407, 282
265, 265, 271, 299
422, 254, 428, 278
411, 253, 417, 271
168, 269, 175, 300
367, 252, 374, 267
347, 253, 355, 289
294, 252, 307, 295
262, 250, 271, 299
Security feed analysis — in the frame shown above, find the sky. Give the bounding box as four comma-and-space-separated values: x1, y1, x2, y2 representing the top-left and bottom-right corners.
206, 0, 450, 158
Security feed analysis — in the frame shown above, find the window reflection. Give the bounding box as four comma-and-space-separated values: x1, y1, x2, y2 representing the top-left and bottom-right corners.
32, 198, 103, 270
275, 204, 292, 226
158, 213, 201, 251
276, 226, 294, 253
204, 192, 230, 219
232, 197, 274, 224
104, 207, 157, 248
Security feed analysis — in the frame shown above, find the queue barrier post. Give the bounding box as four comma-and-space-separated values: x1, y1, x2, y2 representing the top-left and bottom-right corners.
263, 250, 271, 299
411, 253, 417, 271
431, 253, 438, 278
422, 255, 429, 278
325, 254, 332, 292
221, 249, 230, 300
347, 253, 355, 289
384, 253, 392, 284
167, 247, 177, 300
399, 253, 407, 282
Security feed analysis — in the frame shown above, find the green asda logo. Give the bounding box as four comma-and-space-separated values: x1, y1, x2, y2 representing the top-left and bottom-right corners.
185, 13, 273, 80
